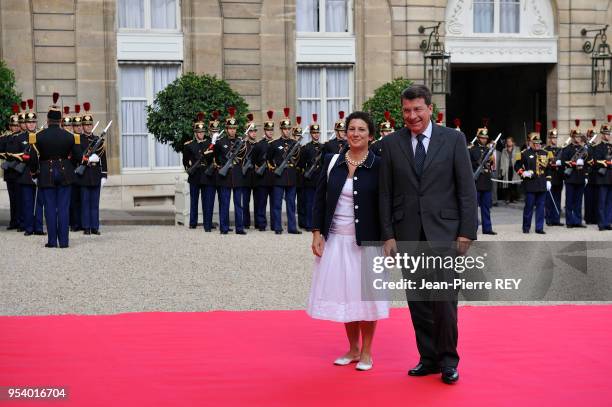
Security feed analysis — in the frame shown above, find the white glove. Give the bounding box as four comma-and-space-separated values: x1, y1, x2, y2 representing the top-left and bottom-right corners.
523, 170, 533, 178
555, 160, 562, 166
101, 178, 107, 188
546, 181, 552, 191
576, 158, 584, 166
89, 153, 100, 163
32, 178, 38, 186
584, 178, 588, 186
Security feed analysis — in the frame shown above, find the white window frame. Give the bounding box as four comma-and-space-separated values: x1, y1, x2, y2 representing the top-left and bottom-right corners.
471, 0, 522, 36
117, 0, 182, 33
118, 63, 183, 173
296, 0, 353, 35
297, 65, 354, 143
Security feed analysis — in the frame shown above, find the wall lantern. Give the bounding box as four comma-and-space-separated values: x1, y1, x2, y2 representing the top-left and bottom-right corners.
418, 22, 451, 95
581, 24, 611, 94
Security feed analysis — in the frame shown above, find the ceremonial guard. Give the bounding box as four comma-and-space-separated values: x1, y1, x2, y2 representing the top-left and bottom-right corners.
182, 112, 211, 229
561, 120, 590, 228
267, 108, 301, 234
544, 121, 564, 226
370, 111, 394, 156
29, 92, 80, 248
61, 107, 72, 131
298, 114, 323, 231
69, 104, 83, 232
323, 111, 347, 155
591, 116, 612, 231
514, 129, 553, 234
252, 110, 275, 231
469, 125, 497, 235
75, 103, 107, 235
16, 100, 45, 236
241, 113, 258, 229
214, 107, 247, 234
584, 120, 600, 224
435, 111, 444, 126
202, 112, 222, 231
1, 103, 23, 230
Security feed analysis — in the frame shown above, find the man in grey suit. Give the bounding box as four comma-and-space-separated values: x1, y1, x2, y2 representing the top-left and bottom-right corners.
379, 84, 478, 384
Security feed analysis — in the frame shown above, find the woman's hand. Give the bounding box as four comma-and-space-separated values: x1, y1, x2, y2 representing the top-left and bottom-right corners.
312, 231, 325, 257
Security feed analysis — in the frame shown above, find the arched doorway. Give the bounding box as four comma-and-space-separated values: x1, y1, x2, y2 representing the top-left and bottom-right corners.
444, 0, 557, 145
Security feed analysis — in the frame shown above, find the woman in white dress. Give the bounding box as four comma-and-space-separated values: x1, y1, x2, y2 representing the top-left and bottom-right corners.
307, 111, 388, 371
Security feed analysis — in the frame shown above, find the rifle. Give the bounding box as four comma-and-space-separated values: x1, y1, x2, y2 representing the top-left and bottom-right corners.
187, 130, 223, 176
202, 130, 225, 177
75, 121, 111, 176
303, 148, 322, 180
473, 133, 502, 181
241, 141, 257, 176
274, 128, 307, 177
218, 124, 253, 178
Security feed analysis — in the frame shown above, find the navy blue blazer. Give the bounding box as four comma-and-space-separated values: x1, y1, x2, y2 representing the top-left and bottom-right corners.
312, 151, 381, 245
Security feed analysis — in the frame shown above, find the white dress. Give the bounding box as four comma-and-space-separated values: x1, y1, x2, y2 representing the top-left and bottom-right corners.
306, 178, 389, 323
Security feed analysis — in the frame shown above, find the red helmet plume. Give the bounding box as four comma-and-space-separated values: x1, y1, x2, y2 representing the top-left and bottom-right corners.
437, 112, 444, 122
52, 92, 59, 104
283, 107, 290, 118
75, 104, 81, 114
608, 114, 612, 123
27, 99, 34, 110
228, 106, 236, 117
83, 102, 91, 112
384, 111, 391, 121
482, 118, 489, 128
12, 103, 19, 114
21, 101, 27, 111
247, 113, 254, 121
453, 118, 461, 128
296, 116, 302, 125
552, 120, 557, 128
212, 110, 219, 120
64, 106, 70, 115
535, 122, 542, 133
338, 111, 345, 120
312, 113, 318, 123
267, 110, 274, 120
575, 119, 580, 127
592, 119, 597, 127
197, 112, 205, 122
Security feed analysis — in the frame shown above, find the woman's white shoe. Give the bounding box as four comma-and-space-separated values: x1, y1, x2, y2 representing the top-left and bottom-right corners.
355, 360, 373, 371
333, 356, 360, 366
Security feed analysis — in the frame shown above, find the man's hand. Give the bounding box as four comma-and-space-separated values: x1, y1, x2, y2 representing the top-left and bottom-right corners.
383, 239, 397, 257
456, 236, 472, 256
89, 153, 100, 163
311, 231, 325, 257
576, 158, 584, 167
555, 160, 562, 167
101, 178, 107, 188
32, 178, 37, 186
546, 180, 552, 191
523, 170, 533, 178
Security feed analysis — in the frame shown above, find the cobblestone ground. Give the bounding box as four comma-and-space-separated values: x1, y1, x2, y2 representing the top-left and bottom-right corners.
1, 204, 611, 315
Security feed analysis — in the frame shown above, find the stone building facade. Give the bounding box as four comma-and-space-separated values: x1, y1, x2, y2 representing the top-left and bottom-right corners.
1, 0, 611, 209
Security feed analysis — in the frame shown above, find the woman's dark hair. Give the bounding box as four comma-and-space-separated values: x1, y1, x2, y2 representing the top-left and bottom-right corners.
345, 111, 375, 136
401, 84, 432, 106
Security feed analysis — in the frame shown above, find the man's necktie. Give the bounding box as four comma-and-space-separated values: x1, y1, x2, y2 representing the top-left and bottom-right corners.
414, 134, 426, 177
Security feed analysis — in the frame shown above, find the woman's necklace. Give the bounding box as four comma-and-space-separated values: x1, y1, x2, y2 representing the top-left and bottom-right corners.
346, 150, 368, 167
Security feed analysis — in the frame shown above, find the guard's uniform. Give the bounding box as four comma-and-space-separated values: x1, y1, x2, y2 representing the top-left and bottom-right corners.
592, 120, 612, 230
267, 109, 300, 234
515, 134, 553, 233
323, 111, 347, 156
1, 107, 24, 230
76, 127, 107, 234
69, 104, 83, 231
298, 115, 323, 231
252, 111, 275, 231
29, 93, 80, 248
561, 122, 590, 228
584, 122, 600, 225
371, 112, 395, 157
241, 135, 257, 230
469, 128, 495, 234
543, 122, 564, 226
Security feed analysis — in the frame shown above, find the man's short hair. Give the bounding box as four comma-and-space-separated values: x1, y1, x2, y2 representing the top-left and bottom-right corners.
401, 84, 432, 106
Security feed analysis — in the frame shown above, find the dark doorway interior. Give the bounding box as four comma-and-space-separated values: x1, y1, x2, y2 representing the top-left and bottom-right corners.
447, 64, 553, 147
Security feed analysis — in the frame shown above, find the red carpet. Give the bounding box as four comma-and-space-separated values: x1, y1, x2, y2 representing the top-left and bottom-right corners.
1, 306, 611, 406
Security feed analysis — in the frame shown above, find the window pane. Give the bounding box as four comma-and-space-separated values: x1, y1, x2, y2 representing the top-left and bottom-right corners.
326, 67, 349, 98
151, 0, 177, 29
120, 65, 146, 98
473, 0, 494, 33
500, 0, 520, 33
297, 67, 321, 98
296, 0, 318, 32
152, 65, 181, 167
118, 0, 144, 29
121, 101, 148, 168
325, 0, 347, 32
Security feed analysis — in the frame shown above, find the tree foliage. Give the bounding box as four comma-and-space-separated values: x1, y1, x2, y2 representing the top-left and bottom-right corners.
146, 72, 249, 152
0, 60, 21, 130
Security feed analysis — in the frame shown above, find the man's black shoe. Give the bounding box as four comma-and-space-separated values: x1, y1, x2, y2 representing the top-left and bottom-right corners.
606, 226, 612, 230
44, 244, 56, 248
275, 230, 283, 235
536, 230, 546, 234
189, 225, 196, 229
408, 363, 440, 376
258, 227, 266, 232
34, 231, 46, 236
523, 229, 529, 234
71, 227, 82, 232
483, 231, 497, 235
83, 229, 91, 235
220, 231, 228, 235
575, 224, 587, 228
92, 229, 100, 235
7, 226, 17, 231
204, 229, 212, 232
288, 230, 302, 234
16, 228, 23, 232
24, 231, 33, 236
441, 367, 459, 384
236, 230, 247, 235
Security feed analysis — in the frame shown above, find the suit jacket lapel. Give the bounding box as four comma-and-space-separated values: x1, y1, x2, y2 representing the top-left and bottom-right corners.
422, 121, 443, 173
397, 128, 416, 174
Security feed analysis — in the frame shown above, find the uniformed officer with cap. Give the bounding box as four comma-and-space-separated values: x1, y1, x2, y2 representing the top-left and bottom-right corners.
69, 104, 83, 232
183, 112, 212, 229
61, 106, 73, 132
515, 128, 554, 234
201, 111, 221, 231
267, 108, 301, 234
469, 122, 497, 235
584, 119, 600, 225
298, 113, 323, 231
371, 111, 394, 156
592, 115, 612, 230
543, 120, 564, 226
561, 120, 590, 228
29, 92, 80, 248
241, 113, 258, 230
252, 110, 275, 231
323, 111, 347, 155
16, 99, 45, 236
1, 103, 23, 230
